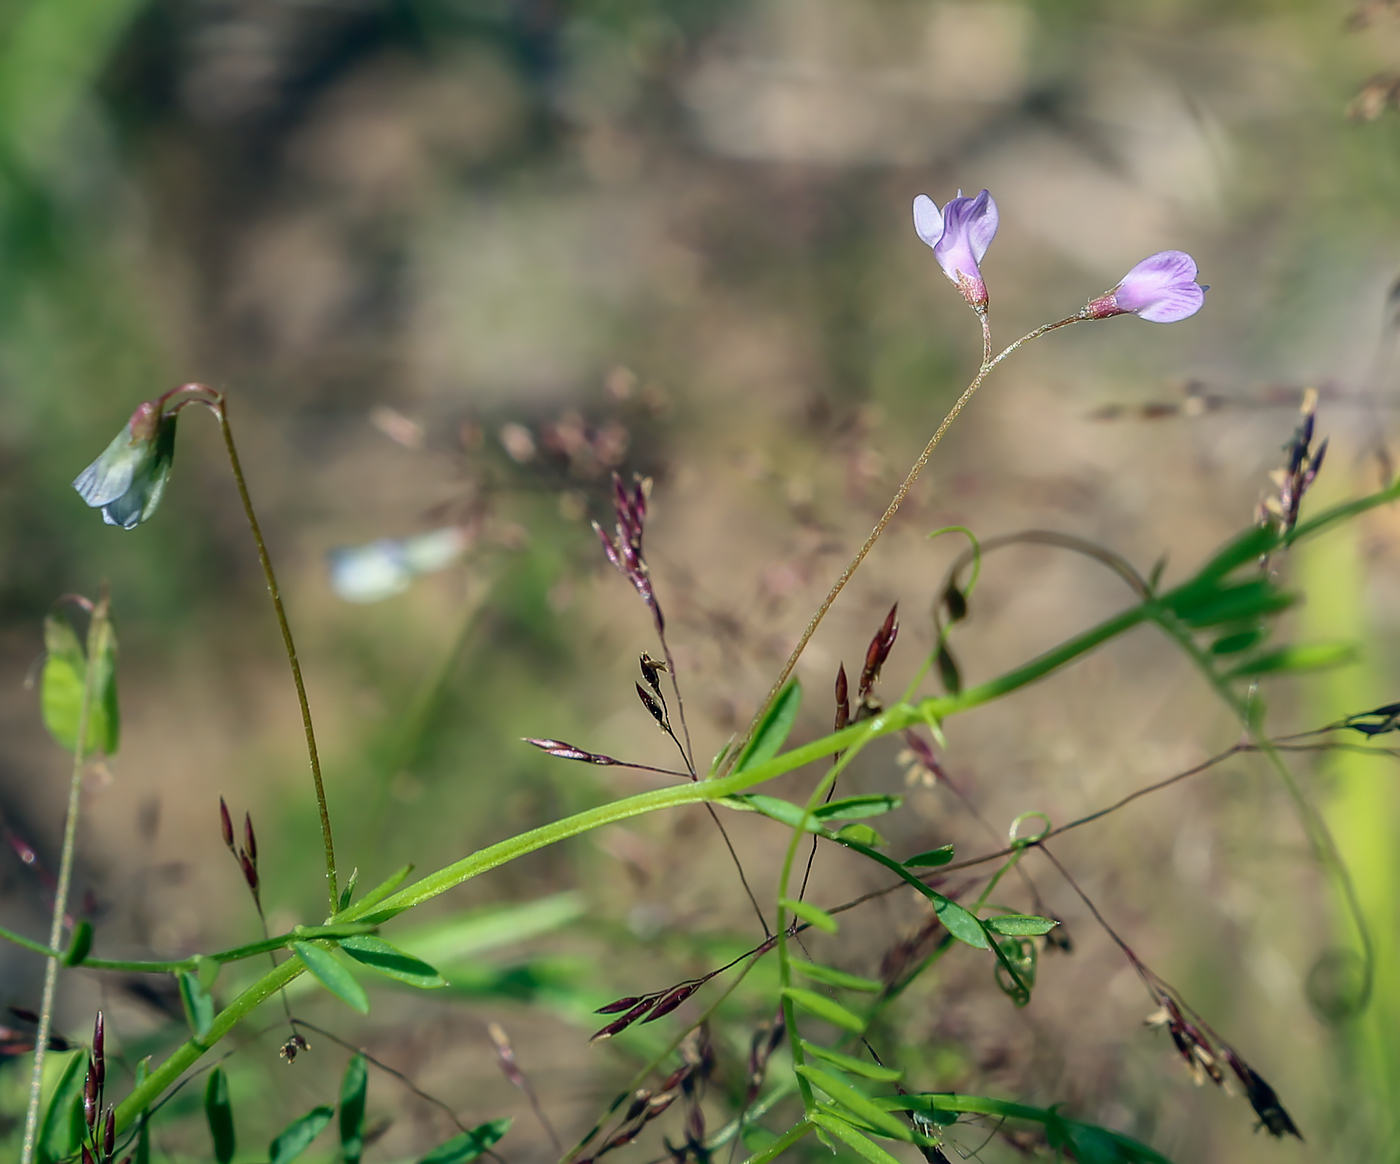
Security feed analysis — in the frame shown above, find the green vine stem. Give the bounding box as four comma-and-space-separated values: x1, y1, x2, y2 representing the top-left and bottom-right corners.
0, 922, 378, 975
19, 597, 110, 1164
773, 720, 880, 1111
106, 477, 1397, 1135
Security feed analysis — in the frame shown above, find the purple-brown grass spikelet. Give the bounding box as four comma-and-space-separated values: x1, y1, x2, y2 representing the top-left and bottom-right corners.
858, 603, 899, 703
635, 683, 669, 730
639, 982, 699, 1024
590, 998, 658, 1042
219, 798, 235, 854
522, 738, 623, 765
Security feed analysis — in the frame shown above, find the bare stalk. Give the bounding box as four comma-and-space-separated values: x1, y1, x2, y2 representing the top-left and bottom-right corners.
735, 314, 1083, 762
210, 395, 338, 913
20, 598, 109, 1164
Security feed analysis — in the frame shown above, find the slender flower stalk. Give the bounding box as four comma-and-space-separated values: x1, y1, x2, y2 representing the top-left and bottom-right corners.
20, 599, 111, 1164
210, 393, 338, 913
70, 382, 339, 912
734, 315, 1077, 760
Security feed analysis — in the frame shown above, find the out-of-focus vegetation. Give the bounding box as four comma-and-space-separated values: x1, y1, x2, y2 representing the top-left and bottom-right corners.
4, 0, 1400, 1161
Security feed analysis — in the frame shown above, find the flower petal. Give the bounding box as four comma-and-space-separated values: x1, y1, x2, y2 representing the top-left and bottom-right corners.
912, 195, 943, 248
1135, 282, 1205, 324
1113, 250, 1205, 323
962, 190, 999, 263
73, 428, 142, 508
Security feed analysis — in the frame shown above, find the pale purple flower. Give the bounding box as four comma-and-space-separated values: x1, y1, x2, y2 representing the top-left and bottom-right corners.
913, 190, 999, 309
1085, 251, 1206, 324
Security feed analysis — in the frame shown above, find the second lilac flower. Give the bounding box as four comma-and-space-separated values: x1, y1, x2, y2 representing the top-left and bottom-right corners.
913, 190, 999, 310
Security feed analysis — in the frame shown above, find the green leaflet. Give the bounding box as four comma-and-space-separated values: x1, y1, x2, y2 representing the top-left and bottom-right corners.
36, 1051, 86, 1164
782, 987, 865, 1033
268, 1105, 334, 1164
796, 1064, 909, 1139
1210, 625, 1266, 655
985, 915, 1058, 937
730, 794, 828, 833
347, 864, 414, 916
903, 844, 955, 867
812, 795, 902, 821
809, 1112, 906, 1164
835, 823, 886, 847
800, 1040, 902, 1081
340, 934, 447, 988
733, 681, 801, 773
1224, 641, 1357, 679
417, 1117, 512, 1163
292, 941, 370, 1014
790, 959, 881, 993
1171, 578, 1294, 628
204, 1067, 235, 1164
832, 834, 989, 950
339, 1053, 368, 1164
338, 868, 360, 912
63, 919, 93, 965
40, 609, 119, 756
177, 969, 216, 1039
781, 898, 838, 934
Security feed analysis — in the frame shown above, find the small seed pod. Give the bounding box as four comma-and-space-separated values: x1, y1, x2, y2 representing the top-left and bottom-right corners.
91, 1011, 105, 1086
239, 849, 260, 897
83, 1062, 99, 1132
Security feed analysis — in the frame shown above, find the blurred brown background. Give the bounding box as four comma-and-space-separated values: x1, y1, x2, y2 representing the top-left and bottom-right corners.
3, 0, 1400, 1160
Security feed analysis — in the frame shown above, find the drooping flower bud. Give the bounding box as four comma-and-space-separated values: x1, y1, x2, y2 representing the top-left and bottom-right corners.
72, 401, 179, 529
1083, 251, 1206, 324
913, 190, 999, 310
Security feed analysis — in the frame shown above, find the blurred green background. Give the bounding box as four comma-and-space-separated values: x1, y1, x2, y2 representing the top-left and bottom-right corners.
3, 0, 1400, 1160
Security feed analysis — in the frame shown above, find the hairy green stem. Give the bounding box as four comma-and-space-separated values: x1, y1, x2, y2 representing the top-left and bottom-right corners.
20, 600, 109, 1164
773, 721, 879, 1111
114, 956, 304, 1128
0, 922, 377, 975
1152, 609, 1376, 1004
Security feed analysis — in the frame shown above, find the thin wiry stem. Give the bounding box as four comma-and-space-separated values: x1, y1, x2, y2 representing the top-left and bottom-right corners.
650, 556, 771, 936
210, 394, 338, 914
733, 315, 1086, 770
20, 598, 109, 1164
